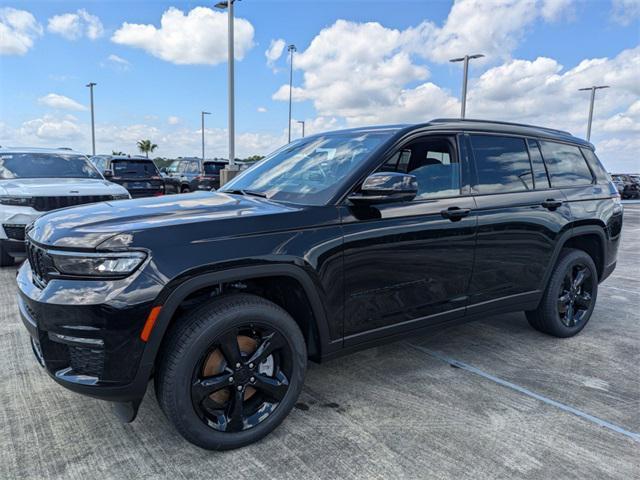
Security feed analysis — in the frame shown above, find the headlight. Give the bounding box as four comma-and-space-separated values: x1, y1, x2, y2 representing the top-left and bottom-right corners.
110, 193, 131, 200
0, 196, 33, 207
50, 251, 146, 277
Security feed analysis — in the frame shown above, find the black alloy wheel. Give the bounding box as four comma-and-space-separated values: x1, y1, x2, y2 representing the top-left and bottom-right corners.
526, 248, 598, 338
155, 293, 306, 450
557, 263, 594, 328
191, 325, 292, 432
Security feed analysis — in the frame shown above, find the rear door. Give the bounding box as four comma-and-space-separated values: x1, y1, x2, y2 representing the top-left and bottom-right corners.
466, 133, 571, 315
340, 133, 477, 344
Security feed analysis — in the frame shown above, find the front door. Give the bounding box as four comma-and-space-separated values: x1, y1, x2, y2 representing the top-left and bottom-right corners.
340, 134, 477, 345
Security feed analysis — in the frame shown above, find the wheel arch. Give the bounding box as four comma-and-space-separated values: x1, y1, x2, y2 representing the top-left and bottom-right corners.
141, 265, 332, 377
541, 224, 607, 289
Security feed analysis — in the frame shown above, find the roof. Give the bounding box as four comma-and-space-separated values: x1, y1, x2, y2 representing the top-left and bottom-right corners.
319, 118, 591, 147
0, 146, 86, 155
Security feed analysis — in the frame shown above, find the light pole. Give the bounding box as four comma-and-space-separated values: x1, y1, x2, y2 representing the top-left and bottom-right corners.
214, 0, 237, 183
86, 82, 96, 155
579, 85, 609, 141
297, 120, 305, 138
201, 111, 211, 162
287, 44, 297, 143
449, 54, 484, 118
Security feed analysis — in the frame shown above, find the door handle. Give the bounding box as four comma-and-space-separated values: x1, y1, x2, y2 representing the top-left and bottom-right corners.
441, 207, 471, 221
541, 199, 562, 210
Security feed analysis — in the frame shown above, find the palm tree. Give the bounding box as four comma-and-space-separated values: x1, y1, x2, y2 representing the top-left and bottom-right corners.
136, 139, 158, 158
112, 150, 126, 156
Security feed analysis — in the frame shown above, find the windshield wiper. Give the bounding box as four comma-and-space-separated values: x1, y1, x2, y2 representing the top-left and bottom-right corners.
223, 189, 267, 198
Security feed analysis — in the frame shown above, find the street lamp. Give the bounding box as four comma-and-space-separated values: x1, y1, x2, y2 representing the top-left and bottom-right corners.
287, 44, 297, 143
297, 120, 305, 138
578, 85, 609, 141
449, 54, 484, 119
201, 111, 211, 162
214, 0, 237, 181
86, 82, 96, 155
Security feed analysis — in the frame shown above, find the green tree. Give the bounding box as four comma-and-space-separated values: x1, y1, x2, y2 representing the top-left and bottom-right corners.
136, 139, 158, 158
111, 151, 125, 156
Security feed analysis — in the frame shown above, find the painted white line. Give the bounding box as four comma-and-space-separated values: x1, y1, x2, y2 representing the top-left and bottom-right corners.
407, 343, 640, 443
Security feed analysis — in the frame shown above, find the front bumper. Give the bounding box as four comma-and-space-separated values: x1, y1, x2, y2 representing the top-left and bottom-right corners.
16, 258, 164, 403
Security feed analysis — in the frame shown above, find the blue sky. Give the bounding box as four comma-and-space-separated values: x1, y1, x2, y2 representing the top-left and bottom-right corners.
0, 0, 638, 171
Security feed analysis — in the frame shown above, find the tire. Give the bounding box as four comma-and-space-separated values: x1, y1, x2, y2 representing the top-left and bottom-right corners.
155, 293, 307, 450
181, 186, 190, 193
0, 245, 14, 267
526, 248, 598, 338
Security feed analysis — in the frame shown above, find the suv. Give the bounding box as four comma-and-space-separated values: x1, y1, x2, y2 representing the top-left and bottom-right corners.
91, 155, 165, 198
17, 119, 622, 450
161, 158, 201, 193
0, 148, 130, 266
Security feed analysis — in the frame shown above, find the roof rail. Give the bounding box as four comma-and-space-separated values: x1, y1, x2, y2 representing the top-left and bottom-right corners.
57, 147, 73, 150
429, 118, 573, 137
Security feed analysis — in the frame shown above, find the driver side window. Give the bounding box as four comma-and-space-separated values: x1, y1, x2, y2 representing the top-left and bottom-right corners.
377, 136, 461, 200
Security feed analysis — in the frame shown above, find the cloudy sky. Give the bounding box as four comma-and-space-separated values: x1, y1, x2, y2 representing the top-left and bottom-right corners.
0, 0, 638, 171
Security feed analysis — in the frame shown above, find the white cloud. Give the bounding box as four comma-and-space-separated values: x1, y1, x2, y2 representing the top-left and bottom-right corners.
47, 9, 104, 40
265, 38, 285, 70
20, 114, 84, 141
401, 0, 576, 64
111, 7, 254, 65
0, 7, 43, 55
167, 116, 181, 125
0, 117, 284, 159
38, 93, 87, 111
257, 107, 268, 113
611, 0, 640, 25
103, 53, 131, 70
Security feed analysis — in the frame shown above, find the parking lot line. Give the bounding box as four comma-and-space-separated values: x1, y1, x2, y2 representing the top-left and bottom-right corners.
406, 342, 640, 443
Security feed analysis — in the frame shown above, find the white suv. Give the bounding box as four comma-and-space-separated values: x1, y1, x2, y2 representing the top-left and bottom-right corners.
0, 147, 130, 266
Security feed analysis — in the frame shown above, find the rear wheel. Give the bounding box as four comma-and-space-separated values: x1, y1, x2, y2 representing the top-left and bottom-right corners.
155, 293, 306, 450
0, 245, 15, 267
526, 248, 597, 337
181, 185, 190, 193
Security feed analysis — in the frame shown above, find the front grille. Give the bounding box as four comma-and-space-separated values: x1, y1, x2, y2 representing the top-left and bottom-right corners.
3, 224, 26, 241
26, 241, 55, 287
32, 195, 113, 212
69, 345, 104, 377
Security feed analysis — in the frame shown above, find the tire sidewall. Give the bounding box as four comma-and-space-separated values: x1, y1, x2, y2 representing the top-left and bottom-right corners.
165, 298, 306, 450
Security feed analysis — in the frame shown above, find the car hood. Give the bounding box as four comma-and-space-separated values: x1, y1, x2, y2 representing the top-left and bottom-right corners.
0, 178, 127, 196
28, 191, 306, 248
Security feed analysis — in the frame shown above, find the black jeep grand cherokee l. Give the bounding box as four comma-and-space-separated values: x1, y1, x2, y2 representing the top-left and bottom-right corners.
17, 119, 622, 450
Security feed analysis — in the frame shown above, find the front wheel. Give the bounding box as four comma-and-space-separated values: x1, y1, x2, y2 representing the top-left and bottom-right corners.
526, 248, 598, 337
155, 294, 307, 450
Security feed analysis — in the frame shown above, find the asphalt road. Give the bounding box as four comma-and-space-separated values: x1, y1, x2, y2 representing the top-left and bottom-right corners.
1, 206, 638, 480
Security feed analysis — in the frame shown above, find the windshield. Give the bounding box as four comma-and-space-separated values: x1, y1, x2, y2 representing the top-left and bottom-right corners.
112, 160, 159, 177
220, 132, 393, 205
0, 153, 101, 180
166, 160, 182, 173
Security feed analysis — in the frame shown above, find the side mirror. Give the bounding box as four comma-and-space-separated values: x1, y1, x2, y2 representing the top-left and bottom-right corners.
348, 172, 417, 205
103, 169, 113, 178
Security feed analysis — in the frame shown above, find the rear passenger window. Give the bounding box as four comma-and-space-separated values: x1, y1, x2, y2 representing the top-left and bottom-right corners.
470, 135, 533, 194
539, 141, 593, 187
580, 148, 609, 183
526, 139, 550, 189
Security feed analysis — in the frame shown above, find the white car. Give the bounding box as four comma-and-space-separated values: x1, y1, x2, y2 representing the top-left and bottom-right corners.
0, 147, 130, 266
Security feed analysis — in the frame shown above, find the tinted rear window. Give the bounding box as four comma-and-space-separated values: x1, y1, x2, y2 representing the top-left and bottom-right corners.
580, 148, 609, 183
539, 141, 593, 187
0, 153, 100, 179
470, 135, 533, 194
204, 163, 224, 175
112, 160, 158, 177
